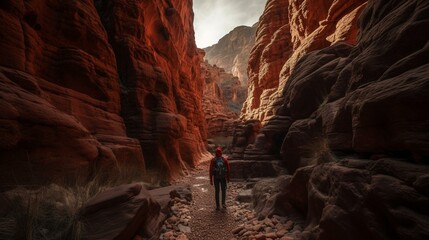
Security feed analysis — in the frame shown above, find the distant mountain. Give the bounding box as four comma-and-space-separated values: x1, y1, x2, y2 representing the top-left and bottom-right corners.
204, 24, 257, 86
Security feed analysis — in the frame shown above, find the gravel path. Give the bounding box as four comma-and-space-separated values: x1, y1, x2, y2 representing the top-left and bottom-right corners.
159, 160, 301, 240
185, 160, 238, 240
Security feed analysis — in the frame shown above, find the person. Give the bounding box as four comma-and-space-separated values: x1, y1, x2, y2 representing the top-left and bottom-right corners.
209, 147, 230, 210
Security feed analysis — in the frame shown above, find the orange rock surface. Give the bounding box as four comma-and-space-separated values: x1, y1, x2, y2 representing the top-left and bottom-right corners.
0, 0, 207, 185
237, 0, 429, 239
96, 0, 207, 179
242, 0, 367, 121
200, 50, 246, 136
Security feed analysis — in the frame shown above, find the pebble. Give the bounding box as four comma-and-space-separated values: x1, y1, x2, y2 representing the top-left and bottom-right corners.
158, 173, 303, 240
159, 193, 193, 240
265, 232, 277, 238
163, 231, 174, 238
178, 224, 191, 233
284, 220, 294, 230
230, 200, 300, 240
232, 225, 245, 234
253, 224, 263, 231
255, 233, 266, 240
176, 234, 188, 240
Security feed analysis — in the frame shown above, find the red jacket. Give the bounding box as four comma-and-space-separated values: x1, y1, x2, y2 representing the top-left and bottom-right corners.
209, 148, 230, 182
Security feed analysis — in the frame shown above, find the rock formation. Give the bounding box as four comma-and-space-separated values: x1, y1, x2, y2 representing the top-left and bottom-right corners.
79, 183, 164, 240
236, 0, 429, 239
0, 0, 207, 186
95, 0, 207, 179
242, 0, 368, 121
204, 24, 257, 85
200, 50, 246, 137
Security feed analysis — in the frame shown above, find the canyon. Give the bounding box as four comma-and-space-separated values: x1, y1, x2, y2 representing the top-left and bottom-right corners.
204, 24, 257, 86
0, 0, 428, 239
201, 54, 245, 137
202, 25, 255, 139
232, 0, 429, 239
0, 0, 207, 185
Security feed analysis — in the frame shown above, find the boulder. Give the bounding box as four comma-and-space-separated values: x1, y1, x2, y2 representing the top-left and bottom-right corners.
78, 183, 163, 240
236, 189, 253, 203
149, 184, 192, 215
266, 159, 429, 240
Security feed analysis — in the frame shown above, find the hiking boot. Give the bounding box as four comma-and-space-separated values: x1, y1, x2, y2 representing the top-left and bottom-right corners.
222, 204, 226, 209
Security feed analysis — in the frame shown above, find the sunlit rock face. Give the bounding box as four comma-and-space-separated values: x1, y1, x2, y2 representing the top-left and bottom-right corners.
95, 0, 207, 179
238, 0, 429, 239
0, 0, 207, 185
251, 0, 429, 171
202, 24, 255, 139
233, 0, 367, 161
242, 0, 367, 121
200, 50, 246, 136
204, 24, 257, 86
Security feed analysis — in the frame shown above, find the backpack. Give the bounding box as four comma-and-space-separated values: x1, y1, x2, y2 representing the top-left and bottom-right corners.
213, 157, 226, 179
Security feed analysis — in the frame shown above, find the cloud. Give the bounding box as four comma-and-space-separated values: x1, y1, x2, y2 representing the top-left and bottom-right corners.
193, 0, 267, 48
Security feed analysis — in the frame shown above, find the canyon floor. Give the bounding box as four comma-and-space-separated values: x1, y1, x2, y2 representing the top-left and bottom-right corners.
159, 160, 300, 240
186, 160, 239, 240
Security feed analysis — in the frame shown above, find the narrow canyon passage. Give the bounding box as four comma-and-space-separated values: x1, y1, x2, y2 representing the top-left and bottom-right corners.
1, 0, 428, 239
161, 158, 300, 240
181, 160, 239, 240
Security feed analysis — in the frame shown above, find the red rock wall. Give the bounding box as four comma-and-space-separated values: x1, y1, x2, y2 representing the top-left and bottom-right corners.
200, 50, 246, 136
0, 0, 207, 185
95, 0, 207, 179
242, 0, 367, 121
238, 0, 429, 239
278, 0, 429, 170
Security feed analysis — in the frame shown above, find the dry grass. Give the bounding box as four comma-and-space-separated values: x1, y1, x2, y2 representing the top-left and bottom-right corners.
310, 138, 336, 165
1, 184, 88, 240
0, 166, 157, 240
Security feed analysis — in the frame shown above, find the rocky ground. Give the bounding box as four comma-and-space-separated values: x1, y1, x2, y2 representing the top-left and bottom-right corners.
158, 161, 303, 240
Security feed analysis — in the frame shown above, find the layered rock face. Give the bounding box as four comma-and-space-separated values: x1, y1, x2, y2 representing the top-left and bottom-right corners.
95, 0, 207, 178
204, 24, 257, 85
200, 50, 246, 136
0, 0, 207, 185
239, 0, 429, 239
242, 0, 367, 121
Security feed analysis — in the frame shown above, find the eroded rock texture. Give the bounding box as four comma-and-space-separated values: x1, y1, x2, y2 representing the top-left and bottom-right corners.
242, 0, 367, 121
79, 183, 163, 240
95, 0, 207, 179
0, 0, 207, 185
277, 0, 429, 171
204, 24, 257, 85
259, 159, 429, 240
240, 0, 429, 239
200, 50, 246, 136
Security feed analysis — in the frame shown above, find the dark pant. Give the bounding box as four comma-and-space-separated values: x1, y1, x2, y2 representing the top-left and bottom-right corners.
214, 177, 227, 207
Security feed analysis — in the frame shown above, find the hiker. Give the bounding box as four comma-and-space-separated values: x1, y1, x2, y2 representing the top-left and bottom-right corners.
209, 147, 230, 210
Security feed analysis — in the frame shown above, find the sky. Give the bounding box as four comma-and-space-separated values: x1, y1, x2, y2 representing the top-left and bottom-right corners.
193, 0, 267, 48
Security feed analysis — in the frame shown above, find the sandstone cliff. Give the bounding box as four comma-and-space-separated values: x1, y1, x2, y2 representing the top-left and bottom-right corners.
204, 24, 257, 86
237, 0, 429, 239
96, 0, 207, 179
0, 0, 207, 185
242, 0, 367, 121
200, 50, 246, 136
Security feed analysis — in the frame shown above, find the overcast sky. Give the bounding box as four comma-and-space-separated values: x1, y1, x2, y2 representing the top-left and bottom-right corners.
193, 0, 267, 48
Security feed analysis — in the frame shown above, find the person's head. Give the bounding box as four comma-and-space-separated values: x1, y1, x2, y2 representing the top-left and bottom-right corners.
215, 147, 222, 157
